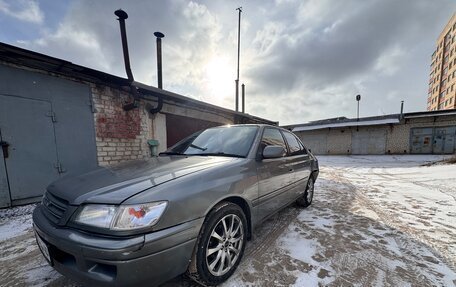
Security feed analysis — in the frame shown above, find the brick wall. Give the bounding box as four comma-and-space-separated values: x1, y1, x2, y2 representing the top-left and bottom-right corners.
90, 84, 236, 166
92, 85, 152, 166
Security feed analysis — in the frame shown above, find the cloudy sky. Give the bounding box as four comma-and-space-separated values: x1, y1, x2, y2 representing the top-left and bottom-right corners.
0, 0, 455, 125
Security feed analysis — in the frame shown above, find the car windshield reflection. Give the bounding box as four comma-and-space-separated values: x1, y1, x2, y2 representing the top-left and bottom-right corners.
162, 126, 259, 158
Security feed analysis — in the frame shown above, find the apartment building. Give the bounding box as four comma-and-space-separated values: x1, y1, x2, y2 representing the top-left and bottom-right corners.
428, 13, 456, 111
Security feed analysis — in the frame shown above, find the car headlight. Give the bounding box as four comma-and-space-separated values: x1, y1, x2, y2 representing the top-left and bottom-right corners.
74, 201, 167, 230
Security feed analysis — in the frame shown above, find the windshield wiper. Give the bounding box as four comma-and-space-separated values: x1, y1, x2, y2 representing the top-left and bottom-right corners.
159, 151, 184, 156
190, 152, 245, 158
189, 144, 207, 151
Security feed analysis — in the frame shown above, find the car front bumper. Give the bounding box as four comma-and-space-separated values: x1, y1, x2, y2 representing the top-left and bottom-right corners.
33, 205, 203, 287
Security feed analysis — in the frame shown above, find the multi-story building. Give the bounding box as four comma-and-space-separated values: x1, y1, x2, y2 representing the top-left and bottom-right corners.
428, 13, 456, 111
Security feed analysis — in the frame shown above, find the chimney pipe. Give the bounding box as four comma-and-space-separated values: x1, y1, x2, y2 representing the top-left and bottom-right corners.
241, 83, 245, 113
154, 32, 164, 89
115, 9, 140, 111
400, 100, 404, 120
115, 9, 134, 82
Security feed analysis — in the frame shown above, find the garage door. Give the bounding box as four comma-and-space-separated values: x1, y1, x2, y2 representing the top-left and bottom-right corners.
410, 127, 455, 154
352, 129, 386, 155
0, 95, 60, 207
299, 133, 328, 155
410, 128, 433, 154
0, 65, 98, 207
166, 114, 222, 148
433, 127, 455, 154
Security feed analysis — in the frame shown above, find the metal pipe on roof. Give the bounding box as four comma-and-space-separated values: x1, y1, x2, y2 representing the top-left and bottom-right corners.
115, 9, 134, 82
114, 9, 163, 113
235, 7, 242, 112
154, 32, 164, 89
241, 83, 245, 113
115, 9, 140, 111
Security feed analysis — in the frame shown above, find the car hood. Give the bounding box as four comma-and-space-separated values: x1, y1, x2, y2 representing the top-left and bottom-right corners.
47, 156, 235, 205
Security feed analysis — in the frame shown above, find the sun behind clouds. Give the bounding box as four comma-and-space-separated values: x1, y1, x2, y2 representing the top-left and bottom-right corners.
204, 56, 234, 105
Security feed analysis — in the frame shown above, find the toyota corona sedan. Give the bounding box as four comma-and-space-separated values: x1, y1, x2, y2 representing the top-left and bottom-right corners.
33, 124, 319, 286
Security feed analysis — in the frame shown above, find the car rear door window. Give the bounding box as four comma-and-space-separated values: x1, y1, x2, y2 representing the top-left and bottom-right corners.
283, 131, 304, 156
260, 128, 287, 153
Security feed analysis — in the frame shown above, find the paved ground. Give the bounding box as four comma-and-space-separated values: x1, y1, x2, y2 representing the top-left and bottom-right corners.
1, 155, 455, 286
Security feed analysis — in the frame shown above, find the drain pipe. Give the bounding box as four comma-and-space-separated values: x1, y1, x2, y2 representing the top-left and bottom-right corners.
115, 9, 139, 111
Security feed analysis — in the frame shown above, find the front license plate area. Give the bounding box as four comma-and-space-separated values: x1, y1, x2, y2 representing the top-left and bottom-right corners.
35, 231, 53, 266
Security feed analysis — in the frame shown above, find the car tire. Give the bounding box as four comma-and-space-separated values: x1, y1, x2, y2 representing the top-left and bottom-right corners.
188, 202, 247, 286
297, 176, 314, 208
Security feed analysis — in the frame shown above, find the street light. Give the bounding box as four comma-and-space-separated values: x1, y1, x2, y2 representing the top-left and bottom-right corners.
356, 94, 361, 131
356, 94, 361, 121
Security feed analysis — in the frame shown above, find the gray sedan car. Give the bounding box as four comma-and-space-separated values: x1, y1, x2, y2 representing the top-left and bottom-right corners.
33, 124, 319, 286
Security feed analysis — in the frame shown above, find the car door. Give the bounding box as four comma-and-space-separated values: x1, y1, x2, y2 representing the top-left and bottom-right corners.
256, 127, 296, 221
281, 131, 312, 198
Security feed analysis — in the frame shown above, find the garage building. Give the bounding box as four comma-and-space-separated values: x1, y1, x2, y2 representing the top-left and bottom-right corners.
0, 43, 276, 208
284, 110, 456, 155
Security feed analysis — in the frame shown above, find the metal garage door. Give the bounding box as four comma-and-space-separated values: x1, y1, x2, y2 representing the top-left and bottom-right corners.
0, 65, 98, 207
433, 127, 455, 154
352, 129, 386, 155
0, 95, 60, 207
410, 128, 433, 154
410, 126, 455, 154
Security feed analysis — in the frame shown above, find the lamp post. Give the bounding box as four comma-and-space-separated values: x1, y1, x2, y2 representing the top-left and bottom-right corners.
356, 94, 361, 120
356, 94, 361, 131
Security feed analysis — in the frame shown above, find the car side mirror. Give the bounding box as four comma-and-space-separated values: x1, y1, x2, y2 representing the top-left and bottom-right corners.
263, 145, 286, 159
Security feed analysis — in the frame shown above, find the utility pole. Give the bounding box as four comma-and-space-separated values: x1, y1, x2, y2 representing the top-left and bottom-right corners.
235, 7, 242, 112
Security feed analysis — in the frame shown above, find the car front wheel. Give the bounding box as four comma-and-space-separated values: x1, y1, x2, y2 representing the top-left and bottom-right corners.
189, 202, 247, 285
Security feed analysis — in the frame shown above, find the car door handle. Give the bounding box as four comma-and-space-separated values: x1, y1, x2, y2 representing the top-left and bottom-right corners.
289, 168, 294, 172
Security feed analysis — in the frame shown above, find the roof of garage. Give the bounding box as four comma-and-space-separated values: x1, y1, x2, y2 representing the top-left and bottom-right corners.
292, 118, 400, 132
0, 42, 277, 126
284, 109, 456, 132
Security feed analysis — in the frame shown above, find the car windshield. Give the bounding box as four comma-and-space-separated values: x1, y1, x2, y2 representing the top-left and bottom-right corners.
162, 126, 259, 158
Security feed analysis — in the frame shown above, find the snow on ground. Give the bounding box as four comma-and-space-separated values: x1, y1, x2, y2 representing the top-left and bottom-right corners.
319, 155, 456, 269
224, 155, 456, 286
1, 155, 455, 286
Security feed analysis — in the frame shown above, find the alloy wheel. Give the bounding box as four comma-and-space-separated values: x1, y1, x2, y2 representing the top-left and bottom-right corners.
205, 214, 244, 276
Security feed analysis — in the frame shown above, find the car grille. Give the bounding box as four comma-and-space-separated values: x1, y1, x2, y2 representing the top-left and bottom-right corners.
42, 192, 69, 225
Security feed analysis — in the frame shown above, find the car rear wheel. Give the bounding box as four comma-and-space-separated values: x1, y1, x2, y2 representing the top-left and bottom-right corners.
297, 176, 314, 208
188, 202, 247, 285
